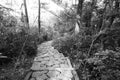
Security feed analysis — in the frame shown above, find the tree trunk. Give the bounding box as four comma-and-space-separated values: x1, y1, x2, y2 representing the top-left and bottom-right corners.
77, 0, 84, 16
74, 0, 84, 35
38, 0, 41, 34
115, 0, 119, 12
24, 0, 29, 29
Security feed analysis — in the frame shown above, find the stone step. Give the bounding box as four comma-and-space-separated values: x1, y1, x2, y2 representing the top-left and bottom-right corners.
24, 40, 79, 80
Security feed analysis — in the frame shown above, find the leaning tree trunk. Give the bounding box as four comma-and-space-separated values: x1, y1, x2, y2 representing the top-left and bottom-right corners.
38, 0, 41, 34
24, 0, 29, 29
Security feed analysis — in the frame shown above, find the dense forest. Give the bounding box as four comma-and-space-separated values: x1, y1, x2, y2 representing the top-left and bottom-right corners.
0, 0, 120, 80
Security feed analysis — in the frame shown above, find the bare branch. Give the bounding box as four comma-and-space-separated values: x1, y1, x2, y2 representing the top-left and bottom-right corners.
42, 7, 63, 22
0, 4, 14, 11
51, 0, 76, 18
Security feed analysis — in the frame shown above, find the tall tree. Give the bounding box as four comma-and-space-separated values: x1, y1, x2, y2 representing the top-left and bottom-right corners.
77, 0, 84, 16
23, 0, 29, 29
38, 0, 41, 34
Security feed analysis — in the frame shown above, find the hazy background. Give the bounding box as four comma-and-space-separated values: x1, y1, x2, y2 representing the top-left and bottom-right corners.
0, 0, 78, 28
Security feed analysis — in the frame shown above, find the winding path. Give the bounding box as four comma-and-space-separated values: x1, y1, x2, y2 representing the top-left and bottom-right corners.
24, 40, 79, 80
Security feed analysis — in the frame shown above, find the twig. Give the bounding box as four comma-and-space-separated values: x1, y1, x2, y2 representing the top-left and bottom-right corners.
51, 0, 76, 14
87, 2, 108, 57
0, 4, 14, 11
42, 8, 63, 21
31, 16, 38, 27
87, 29, 106, 57
14, 35, 28, 70
87, 36, 97, 57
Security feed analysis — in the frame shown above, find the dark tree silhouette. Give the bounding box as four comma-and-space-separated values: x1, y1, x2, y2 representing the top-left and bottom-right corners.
38, 0, 41, 34
23, 0, 29, 29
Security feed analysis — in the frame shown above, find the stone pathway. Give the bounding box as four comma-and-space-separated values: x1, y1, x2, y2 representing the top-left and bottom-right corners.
24, 40, 79, 80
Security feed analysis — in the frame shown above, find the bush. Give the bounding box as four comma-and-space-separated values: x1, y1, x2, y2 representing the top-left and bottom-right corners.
83, 50, 120, 80
0, 7, 50, 80
53, 7, 77, 36
53, 33, 120, 80
53, 26, 120, 79
52, 0, 120, 80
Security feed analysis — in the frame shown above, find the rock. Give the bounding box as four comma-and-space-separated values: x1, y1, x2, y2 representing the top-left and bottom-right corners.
32, 71, 48, 77
31, 62, 46, 70
25, 40, 79, 80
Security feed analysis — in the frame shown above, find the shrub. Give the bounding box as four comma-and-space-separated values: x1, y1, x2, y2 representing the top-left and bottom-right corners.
53, 34, 120, 80
83, 50, 120, 80
0, 8, 47, 66
0, 7, 50, 80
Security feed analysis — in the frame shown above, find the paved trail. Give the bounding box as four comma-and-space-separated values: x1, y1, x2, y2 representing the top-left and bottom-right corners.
24, 40, 79, 80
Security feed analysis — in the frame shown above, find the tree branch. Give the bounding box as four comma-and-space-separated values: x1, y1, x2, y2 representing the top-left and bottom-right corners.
0, 4, 14, 11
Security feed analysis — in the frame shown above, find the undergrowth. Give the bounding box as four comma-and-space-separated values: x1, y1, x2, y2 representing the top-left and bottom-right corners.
52, 30, 120, 80
0, 8, 49, 80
